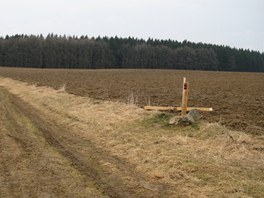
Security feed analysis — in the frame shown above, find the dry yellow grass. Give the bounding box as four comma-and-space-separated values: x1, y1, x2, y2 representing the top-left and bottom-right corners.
0, 77, 264, 197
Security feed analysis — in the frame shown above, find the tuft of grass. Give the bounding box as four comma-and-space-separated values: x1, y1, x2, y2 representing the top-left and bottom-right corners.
57, 83, 67, 93
191, 122, 200, 130
142, 112, 175, 128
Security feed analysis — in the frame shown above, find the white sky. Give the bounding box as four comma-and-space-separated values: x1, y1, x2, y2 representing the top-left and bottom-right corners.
0, 0, 263, 52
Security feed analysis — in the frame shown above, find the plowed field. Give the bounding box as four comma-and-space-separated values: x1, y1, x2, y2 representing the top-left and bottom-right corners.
0, 67, 263, 134
1, 72, 264, 197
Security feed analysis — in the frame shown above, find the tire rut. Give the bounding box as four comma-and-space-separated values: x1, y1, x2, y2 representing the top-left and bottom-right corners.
1, 87, 171, 197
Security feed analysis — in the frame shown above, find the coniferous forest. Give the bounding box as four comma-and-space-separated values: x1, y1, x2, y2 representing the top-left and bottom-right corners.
0, 34, 263, 72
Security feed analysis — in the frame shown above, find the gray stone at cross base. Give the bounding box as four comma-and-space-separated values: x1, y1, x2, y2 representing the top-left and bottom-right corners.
187, 109, 203, 123
169, 109, 202, 125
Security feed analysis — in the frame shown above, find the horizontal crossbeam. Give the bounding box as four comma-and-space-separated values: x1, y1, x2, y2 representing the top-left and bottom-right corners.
143, 106, 213, 112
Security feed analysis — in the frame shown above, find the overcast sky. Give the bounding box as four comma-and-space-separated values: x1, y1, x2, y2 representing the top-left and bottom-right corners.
0, 0, 263, 52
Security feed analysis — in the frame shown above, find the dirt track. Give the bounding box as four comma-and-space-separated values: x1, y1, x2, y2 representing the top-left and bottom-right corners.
0, 87, 170, 197
0, 68, 263, 135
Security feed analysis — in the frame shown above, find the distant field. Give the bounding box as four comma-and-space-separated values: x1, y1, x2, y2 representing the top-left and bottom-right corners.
0, 67, 263, 134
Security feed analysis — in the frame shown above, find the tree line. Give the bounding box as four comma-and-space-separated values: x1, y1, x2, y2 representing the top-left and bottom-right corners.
0, 34, 263, 72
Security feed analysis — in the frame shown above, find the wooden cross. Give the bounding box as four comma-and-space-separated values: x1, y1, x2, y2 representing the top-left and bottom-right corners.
144, 77, 213, 114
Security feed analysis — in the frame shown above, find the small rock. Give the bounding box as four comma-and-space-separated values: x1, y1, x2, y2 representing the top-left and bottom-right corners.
169, 116, 181, 125
187, 109, 202, 123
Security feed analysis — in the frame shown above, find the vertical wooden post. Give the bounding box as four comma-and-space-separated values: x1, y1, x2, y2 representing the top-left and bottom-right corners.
181, 77, 189, 116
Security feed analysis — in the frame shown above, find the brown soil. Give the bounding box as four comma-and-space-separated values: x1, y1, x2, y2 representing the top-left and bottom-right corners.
0, 67, 263, 134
